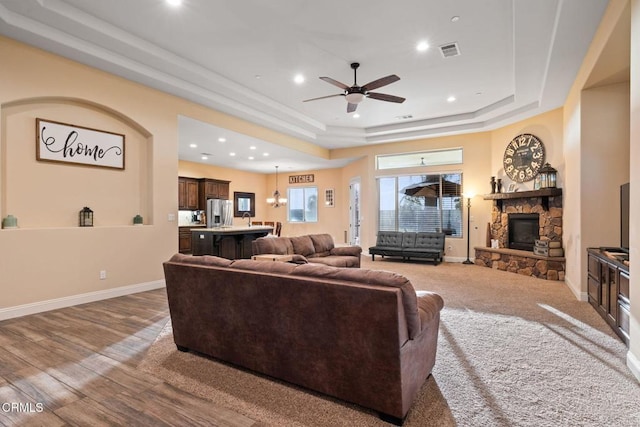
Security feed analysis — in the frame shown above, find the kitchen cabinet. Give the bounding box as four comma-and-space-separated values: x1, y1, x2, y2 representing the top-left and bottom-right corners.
178, 177, 200, 210
199, 178, 230, 206
179, 227, 192, 253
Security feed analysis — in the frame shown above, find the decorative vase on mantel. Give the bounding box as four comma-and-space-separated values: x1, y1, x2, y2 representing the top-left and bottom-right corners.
496, 179, 503, 193
490, 176, 496, 194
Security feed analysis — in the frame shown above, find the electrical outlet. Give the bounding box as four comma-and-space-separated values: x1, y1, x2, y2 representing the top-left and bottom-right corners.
99, 270, 107, 280
448, 245, 453, 251
168, 213, 176, 222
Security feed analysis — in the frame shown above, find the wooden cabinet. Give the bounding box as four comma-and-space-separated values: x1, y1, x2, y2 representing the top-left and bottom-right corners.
587, 248, 630, 345
178, 177, 200, 210
199, 178, 230, 205
179, 227, 192, 253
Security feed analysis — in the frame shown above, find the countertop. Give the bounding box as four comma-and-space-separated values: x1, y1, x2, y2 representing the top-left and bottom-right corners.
192, 225, 273, 234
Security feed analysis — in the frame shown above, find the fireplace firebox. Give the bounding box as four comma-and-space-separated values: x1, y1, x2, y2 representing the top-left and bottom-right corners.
508, 213, 540, 251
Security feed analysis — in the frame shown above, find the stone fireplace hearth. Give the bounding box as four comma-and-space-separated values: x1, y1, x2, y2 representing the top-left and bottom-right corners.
475, 189, 564, 280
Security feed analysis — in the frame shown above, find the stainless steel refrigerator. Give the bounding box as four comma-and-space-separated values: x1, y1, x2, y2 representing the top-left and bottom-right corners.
206, 198, 233, 228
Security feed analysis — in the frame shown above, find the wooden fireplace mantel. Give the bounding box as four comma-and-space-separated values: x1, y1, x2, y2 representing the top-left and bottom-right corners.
483, 188, 562, 210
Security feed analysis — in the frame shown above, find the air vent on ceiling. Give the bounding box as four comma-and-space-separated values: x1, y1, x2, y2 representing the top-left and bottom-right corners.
201, 152, 213, 156
439, 42, 460, 58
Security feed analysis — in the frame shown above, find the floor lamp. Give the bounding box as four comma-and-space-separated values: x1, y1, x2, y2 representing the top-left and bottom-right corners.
462, 192, 475, 265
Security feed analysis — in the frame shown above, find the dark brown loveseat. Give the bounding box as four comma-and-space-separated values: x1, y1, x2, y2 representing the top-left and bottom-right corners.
163, 253, 444, 423
252, 233, 362, 268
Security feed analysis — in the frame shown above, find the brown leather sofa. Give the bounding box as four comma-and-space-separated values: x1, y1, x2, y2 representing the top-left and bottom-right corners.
252, 233, 362, 268
163, 253, 444, 423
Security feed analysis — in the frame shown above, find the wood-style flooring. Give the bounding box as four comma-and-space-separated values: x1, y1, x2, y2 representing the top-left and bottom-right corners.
0, 289, 259, 426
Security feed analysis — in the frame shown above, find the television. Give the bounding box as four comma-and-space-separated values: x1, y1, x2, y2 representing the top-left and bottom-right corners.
621, 182, 630, 252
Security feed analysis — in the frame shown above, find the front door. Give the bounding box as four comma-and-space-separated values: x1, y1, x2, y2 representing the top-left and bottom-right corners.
349, 178, 361, 246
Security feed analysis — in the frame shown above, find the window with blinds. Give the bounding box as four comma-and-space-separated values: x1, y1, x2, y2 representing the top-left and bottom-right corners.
378, 173, 463, 238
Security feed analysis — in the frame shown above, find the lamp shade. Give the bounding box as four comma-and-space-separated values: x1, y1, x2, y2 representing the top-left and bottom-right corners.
345, 92, 364, 104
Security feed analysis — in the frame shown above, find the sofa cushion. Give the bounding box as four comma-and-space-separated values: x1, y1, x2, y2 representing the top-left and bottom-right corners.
306, 255, 359, 268
401, 232, 417, 248
290, 235, 316, 257
230, 259, 298, 275
169, 253, 233, 268
330, 246, 362, 257
375, 231, 403, 247
291, 263, 421, 339
252, 236, 294, 255
415, 232, 445, 250
309, 234, 335, 256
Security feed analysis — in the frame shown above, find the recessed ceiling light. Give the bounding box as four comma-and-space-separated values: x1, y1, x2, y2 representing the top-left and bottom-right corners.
353, 113, 360, 119
166, 0, 182, 7
416, 41, 429, 52
189, 143, 197, 148
255, 75, 262, 79
229, 152, 236, 156
294, 74, 305, 84
248, 156, 254, 160
249, 146, 256, 150
263, 152, 269, 156
218, 137, 226, 142
201, 156, 208, 160
451, 16, 460, 22
447, 96, 456, 102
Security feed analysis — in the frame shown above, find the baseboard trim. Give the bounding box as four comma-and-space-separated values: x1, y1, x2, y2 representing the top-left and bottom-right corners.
0, 280, 166, 321
628, 350, 640, 384
564, 276, 587, 301
444, 256, 469, 263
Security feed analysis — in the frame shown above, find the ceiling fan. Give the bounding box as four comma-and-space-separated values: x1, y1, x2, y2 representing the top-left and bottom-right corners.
303, 62, 405, 113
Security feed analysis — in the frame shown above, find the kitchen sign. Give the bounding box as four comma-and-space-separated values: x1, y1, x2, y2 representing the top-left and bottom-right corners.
289, 174, 314, 184
36, 118, 125, 170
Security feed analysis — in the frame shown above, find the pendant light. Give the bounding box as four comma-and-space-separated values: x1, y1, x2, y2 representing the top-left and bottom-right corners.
266, 166, 287, 207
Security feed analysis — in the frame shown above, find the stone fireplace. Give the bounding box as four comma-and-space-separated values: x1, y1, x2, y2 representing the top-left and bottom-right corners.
475, 189, 564, 280
491, 196, 562, 247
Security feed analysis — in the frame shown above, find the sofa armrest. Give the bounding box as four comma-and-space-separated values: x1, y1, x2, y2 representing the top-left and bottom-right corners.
290, 254, 309, 264
330, 246, 362, 257
416, 290, 444, 331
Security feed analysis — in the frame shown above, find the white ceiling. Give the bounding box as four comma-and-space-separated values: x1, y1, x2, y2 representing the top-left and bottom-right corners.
0, 0, 608, 173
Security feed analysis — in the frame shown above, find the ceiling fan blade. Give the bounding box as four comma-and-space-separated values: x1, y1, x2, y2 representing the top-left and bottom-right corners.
319, 76, 350, 90
347, 102, 358, 113
362, 74, 400, 91
303, 93, 344, 102
367, 92, 406, 103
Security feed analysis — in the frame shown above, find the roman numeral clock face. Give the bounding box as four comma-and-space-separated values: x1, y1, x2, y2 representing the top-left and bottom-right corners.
503, 133, 546, 183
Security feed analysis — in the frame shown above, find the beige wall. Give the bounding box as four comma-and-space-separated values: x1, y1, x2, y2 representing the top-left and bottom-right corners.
581, 82, 630, 253
562, 0, 639, 380
490, 108, 565, 191
563, 0, 631, 299
0, 36, 311, 312
629, 0, 640, 379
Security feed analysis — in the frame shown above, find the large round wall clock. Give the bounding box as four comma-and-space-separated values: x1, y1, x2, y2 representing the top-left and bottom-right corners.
503, 133, 545, 183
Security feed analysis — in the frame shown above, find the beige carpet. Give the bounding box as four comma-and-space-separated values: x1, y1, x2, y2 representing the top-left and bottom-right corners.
139, 259, 640, 426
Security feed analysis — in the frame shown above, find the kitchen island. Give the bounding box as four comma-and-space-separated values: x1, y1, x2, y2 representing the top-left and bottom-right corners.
191, 226, 273, 259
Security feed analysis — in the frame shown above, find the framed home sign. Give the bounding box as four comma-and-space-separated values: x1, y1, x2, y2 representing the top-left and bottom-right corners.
36, 118, 125, 170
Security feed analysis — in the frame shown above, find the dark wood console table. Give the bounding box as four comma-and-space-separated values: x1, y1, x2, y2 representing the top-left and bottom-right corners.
587, 247, 630, 345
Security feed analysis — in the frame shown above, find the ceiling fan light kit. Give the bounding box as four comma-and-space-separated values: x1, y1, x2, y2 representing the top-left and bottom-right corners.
303, 62, 405, 113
